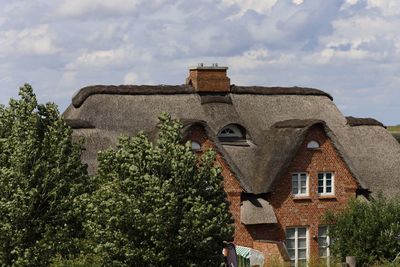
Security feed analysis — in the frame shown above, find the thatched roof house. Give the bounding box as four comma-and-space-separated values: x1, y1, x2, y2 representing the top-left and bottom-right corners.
63, 65, 400, 265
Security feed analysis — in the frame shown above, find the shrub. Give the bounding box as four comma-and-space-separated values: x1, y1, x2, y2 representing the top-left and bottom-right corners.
325, 194, 400, 266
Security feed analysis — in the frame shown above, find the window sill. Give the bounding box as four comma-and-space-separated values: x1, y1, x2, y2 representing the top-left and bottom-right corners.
292, 196, 312, 201
318, 195, 336, 200
220, 140, 250, 147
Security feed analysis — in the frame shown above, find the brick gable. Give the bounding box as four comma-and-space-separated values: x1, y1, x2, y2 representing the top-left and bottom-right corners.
269, 124, 359, 259
186, 123, 359, 265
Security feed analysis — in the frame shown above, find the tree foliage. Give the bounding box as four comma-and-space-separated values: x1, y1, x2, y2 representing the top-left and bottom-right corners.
0, 84, 90, 266
82, 113, 233, 266
325, 194, 400, 265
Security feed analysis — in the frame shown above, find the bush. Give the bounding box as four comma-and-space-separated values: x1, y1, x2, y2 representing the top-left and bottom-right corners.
325, 194, 400, 266
82, 113, 233, 266
50, 254, 104, 267
0, 84, 90, 266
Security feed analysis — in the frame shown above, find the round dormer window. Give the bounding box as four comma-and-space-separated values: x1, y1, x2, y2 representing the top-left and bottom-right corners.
218, 124, 245, 141
307, 140, 320, 149
191, 141, 201, 151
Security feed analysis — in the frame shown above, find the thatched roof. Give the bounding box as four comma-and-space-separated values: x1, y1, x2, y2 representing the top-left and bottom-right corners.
241, 197, 277, 225
346, 116, 385, 128
63, 85, 400, 198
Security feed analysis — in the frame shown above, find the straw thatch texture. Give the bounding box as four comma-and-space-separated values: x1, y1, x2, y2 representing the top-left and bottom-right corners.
63, 85, 400, 197
346, 116, 385, 127
241, 197, 277, 225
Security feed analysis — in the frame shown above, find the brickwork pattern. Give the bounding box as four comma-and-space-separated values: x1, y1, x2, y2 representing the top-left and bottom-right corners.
187, 69, 230, 92
185, 124, 358, 265
268, 125, 358, 258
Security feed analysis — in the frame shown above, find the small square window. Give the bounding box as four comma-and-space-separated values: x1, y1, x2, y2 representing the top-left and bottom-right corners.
318, 172, 334, 195
292, 173, 309, 196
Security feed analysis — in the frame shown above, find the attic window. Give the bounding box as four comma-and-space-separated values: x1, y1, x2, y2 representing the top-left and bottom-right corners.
218, 124, 247, 144
307, 140, 320, 149
191, 141, 201, 151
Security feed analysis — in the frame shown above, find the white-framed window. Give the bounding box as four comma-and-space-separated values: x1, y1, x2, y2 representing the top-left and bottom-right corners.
318, 226, 331, 265
318, 172, 334, 195
307, 140, 320, 149
291, 173, 308, 196
286, 227, 308, 267
217, 124, 246, 141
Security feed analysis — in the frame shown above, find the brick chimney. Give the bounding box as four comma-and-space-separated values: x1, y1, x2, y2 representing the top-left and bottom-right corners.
186, 63, 230, 93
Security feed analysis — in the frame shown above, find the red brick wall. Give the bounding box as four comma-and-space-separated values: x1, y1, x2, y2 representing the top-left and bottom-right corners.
185, 124, 358, 261
253, 241, 288, 267
267, 124, 359, 258
184, 125, 253, 246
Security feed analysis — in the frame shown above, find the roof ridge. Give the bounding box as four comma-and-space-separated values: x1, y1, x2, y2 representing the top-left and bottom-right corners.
71, 84, 333, 108
346, 116, 385, 128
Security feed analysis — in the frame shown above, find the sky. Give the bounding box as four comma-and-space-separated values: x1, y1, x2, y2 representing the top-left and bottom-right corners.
0, 0, 399, 125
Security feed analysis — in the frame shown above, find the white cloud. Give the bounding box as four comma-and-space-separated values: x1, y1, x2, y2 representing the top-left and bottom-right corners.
318, 15, 400, 62
0, 25, 60, 56
123, 71, 139, 84
56, 0, 140, 17
367, 0, 400, 16
346, 0, 359, 4
227, 48, 270, 70
221, 0, 278, 15
1, 0, 400, 124
292, 0, 304, 5
67, 46, 152, 70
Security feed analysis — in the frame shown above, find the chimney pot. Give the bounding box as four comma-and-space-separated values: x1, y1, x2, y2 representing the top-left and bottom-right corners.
186, 64, 230, 93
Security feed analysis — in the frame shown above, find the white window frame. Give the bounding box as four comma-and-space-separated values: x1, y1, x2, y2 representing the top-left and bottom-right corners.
317, 172, 335, 196
286, 227, 309, 267
318, 226, 331, 266
291, 173, 309, 197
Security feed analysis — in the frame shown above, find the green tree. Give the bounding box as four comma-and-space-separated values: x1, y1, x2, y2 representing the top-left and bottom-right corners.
325, 194, 400, 266
82, 113, 233, 267
0, 84, 90, 266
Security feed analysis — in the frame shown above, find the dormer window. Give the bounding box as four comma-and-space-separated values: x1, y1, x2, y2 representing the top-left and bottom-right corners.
191, 141, 201, 152
218, 124, 246, 143
307, 140, 320, 149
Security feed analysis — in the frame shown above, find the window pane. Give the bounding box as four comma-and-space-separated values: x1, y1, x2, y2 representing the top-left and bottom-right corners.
319, 248, 327, 257
318, 238, 327, 247
300, 186, 307, 194
298, 238, 307, 248
298, 228, 307, 237
318, 186, 324, 193
292, 175, 298, 194
326, 173, 332, 179
319, 227, 327, 236
318, 179, 324, 187
326, 179, 332, 187
286, 228, 296, 239
292, 186, 298, 194
286, 239, 295, 249
318, 173, 324, 180
288, 249, 296, 260
298, 249, 307, 259
326, 186, 332, 193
